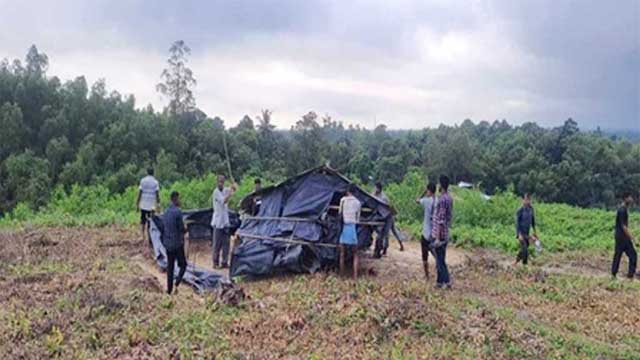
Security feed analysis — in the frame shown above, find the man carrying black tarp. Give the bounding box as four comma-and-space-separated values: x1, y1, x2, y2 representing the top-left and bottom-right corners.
162, 191, 187, 295
612, 192, 637, 279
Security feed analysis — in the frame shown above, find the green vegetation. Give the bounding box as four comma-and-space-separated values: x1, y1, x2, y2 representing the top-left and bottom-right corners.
386, 170, 640, 253
3, 168, 638, 255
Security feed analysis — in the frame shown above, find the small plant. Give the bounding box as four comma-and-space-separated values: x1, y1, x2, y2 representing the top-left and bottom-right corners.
45, 326, 64, 357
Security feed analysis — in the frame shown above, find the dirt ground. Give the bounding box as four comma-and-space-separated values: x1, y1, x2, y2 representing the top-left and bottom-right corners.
162, 236, 469, 282
1, 226, 639, 359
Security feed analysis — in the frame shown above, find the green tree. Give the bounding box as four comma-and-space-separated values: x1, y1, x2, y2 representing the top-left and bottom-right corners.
2, 150, 51, 209
0, 103, 27, 159
156, 40, 196, 115
289, 111, 327, 174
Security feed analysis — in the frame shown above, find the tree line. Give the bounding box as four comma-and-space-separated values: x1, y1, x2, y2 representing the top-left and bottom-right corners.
1, 44, 639, 214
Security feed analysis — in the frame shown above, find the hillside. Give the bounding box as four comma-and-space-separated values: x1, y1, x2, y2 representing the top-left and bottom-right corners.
1, 171, 639, 358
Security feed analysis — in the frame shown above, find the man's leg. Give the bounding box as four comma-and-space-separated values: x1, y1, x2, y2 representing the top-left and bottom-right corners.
140, 211, 147, 244
625, 240, 637, 278
221, 231, 231, 267
421, 236, 430, 279
166, 250, 176, 294
212, 228, 221, 267
392, 224, 404, 251
612, 240, 624, 277
352, 246, 359, 280
518, 236, 529, 265
435, 244, 451, 286
373, 227, 384, 258
175, 247, 187, 288
339, 245, 345, 275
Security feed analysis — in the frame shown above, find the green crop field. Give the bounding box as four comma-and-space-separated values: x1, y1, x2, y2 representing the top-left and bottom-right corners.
3, 169, 637, 255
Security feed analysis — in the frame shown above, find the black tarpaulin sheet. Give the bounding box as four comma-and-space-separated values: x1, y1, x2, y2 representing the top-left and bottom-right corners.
150, 215, 230, 292
230, 166, 393, 278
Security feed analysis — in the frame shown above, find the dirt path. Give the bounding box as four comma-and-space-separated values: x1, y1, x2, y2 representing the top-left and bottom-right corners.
360, 240, 469, 280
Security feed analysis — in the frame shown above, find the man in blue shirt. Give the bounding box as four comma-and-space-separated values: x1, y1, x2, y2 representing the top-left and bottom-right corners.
162, 191, 187, 295
515, 193, 538, 266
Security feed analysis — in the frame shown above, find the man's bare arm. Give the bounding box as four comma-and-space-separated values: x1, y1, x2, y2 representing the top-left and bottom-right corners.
223, 184, 237, 204
623, 225, 634, 241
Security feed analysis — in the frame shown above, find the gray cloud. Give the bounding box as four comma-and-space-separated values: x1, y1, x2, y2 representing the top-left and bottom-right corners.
0, 0, 638, 129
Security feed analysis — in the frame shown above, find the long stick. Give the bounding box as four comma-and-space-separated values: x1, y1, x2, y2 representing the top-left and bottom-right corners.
222, 129, 235, 183
236, 232, 339, 248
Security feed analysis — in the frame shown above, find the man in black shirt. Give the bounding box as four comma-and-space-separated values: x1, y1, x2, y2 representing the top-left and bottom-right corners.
515, 193, 538, 265
612, 192, 637, 279
162, 191, 188, 294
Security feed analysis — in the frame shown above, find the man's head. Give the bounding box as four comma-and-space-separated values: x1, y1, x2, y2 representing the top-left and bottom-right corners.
374, 182, 383, 193
217, 174, 226, 189
523, 193, 531, 207
346, 184, 357, 196
439, 175, 450, 192
622, 192, 634, 207
170, 191, 180, 207
254, 178, 262, 192
147, 168, 154, 176
426, 183, 436, 196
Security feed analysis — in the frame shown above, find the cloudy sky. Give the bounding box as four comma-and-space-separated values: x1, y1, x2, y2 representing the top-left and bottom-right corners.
1, 0, 638, 130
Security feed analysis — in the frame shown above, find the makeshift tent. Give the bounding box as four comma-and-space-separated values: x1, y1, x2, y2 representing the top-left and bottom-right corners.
230, 165, 393, 278
149, 215, 231, 292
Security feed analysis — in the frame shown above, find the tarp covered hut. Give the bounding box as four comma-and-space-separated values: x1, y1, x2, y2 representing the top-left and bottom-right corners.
230, 166, 393, 277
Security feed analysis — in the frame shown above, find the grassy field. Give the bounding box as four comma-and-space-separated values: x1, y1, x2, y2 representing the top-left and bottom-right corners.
1, 227, 639, 359
1, 172, 640, 358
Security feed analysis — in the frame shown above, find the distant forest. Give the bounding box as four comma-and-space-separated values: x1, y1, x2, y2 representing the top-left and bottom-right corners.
1, 44, 639, 213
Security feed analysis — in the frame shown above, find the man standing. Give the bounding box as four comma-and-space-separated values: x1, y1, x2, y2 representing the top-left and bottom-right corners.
339, 185, 361, 279
161, 191, 187, 295
431, 175, 453, 289
372, 182, 404, 254
416, 183, 437, 279
211, 174, 237, 268
136, 168, 160, 244
515, 193, 538, 266
612, 192, 637, 279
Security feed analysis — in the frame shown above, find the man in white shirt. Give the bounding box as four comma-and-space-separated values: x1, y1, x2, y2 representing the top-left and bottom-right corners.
339, 185, 361, 279
416, 183, 436, 280
211, 174, 237, 268
136, 168, 160, 244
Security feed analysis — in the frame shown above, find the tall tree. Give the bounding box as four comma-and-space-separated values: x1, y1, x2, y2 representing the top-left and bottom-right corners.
156, 40, 197, 115
25, 45, 48, 77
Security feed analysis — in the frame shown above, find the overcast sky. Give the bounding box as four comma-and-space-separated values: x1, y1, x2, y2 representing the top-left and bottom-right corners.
1, 0, 638, 130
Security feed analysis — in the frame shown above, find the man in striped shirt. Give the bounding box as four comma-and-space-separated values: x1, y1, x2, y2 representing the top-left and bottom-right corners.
431, 175, 453, 289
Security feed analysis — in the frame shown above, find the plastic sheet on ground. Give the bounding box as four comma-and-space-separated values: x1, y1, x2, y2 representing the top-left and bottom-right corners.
149, 215, 231, 293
